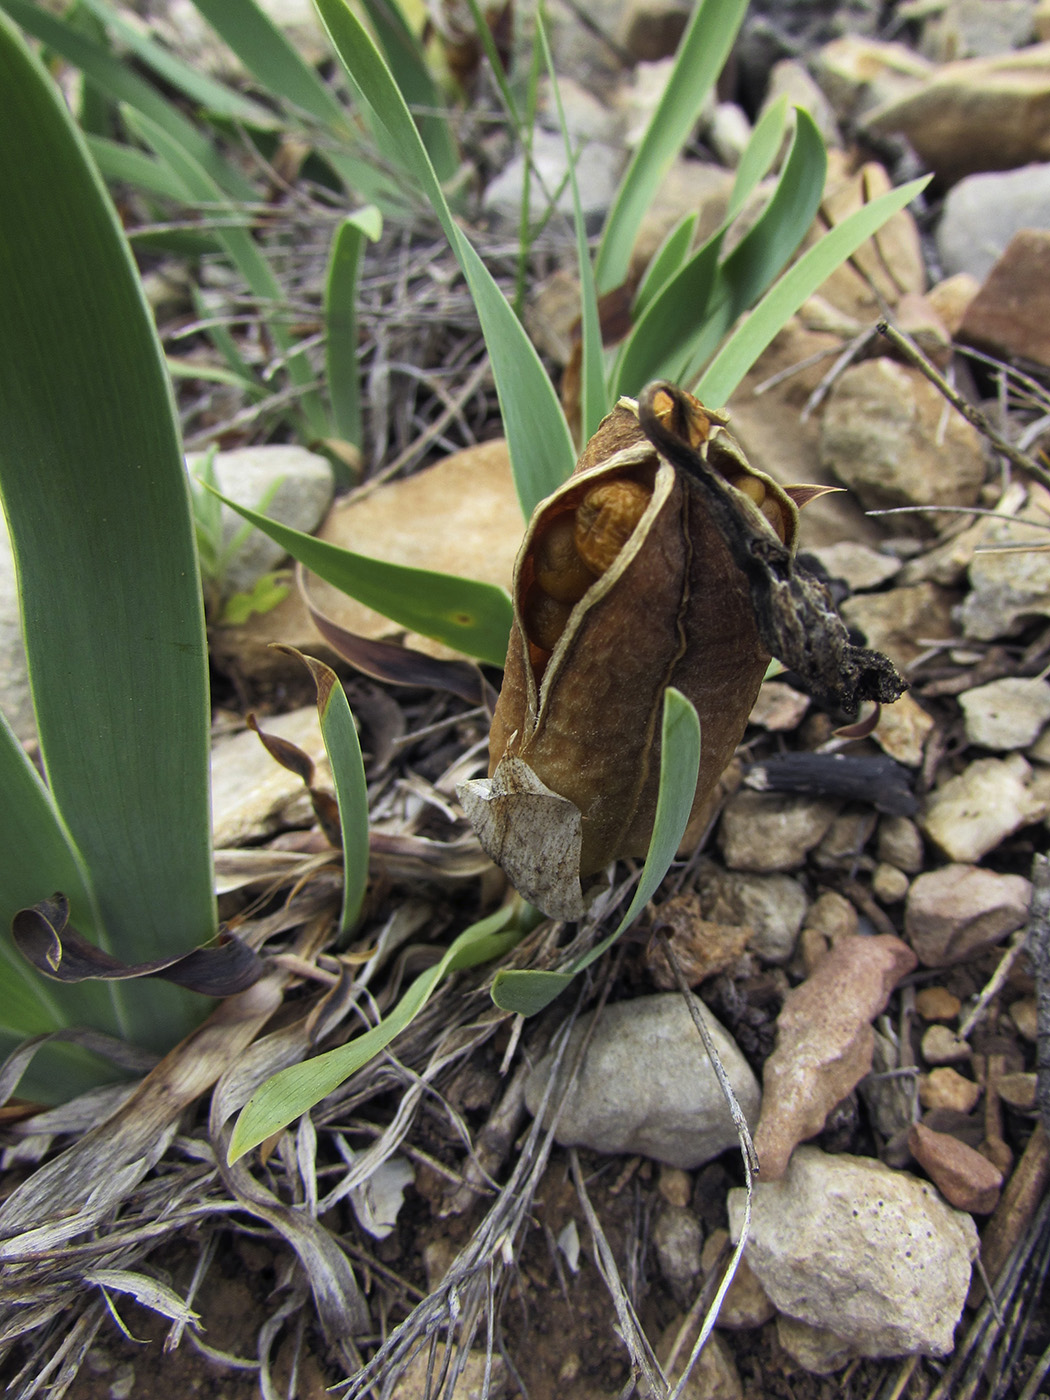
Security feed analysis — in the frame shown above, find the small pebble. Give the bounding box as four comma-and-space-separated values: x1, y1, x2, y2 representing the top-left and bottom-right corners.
958, 676, 1050, 750
805, 891, 859, 942
996, 1071, 1038, 1111
799, 926, 831, 975
878, 815, 925, 873
919, 1067, 981, 1114
922, 1024, 972, 1065
658, 1165, 693, 1208
1009, 997, 1038, 1041
915, 986, 962, 1021
873, 862, 910, 903
909, 1122, 1003, 1214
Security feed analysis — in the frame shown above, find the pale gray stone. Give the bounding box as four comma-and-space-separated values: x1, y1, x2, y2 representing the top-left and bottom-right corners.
210, 705, 329, 849
719, 791, 840, 873
877, 815, 925, 873
764, 59, 840, 149
958, 676, 1050, 750
524, 995, 760, 1169
808, 541, 901, 592
189, 444, 334, 599
905, 864, 1032, 966
483, 130, 624, 230
728, 1148, 978, 1358
697, 863, 809, 962
653, 1204, 703, 1293
960, 490, 1050, 639
937, 163, 1050, 281
920, 755, 1048, 861
776, 1316, 856, 1375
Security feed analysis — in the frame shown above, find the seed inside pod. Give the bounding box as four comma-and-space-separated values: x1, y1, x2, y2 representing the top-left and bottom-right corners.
523, 583, 574, 653
533, 515, 596, 603
574, 478, 652, 576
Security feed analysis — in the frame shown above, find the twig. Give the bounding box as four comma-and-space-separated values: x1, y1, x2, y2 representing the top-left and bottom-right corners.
876, 320, 1050, 491
956, 927, 1030, 1043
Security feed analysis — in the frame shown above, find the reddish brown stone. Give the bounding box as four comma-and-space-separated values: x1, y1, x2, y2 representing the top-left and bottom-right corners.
960, 229, 1050, 369
909, 1121, 1003, 1214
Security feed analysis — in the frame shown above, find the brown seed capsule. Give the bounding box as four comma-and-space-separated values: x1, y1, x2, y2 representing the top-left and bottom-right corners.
574, 478, 652, 576
522, 583, 574, 653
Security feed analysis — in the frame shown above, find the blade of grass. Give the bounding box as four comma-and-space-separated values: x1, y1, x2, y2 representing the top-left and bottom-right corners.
491, 688, 701, 1014
725, 94, 789, 223
86, 133, 190, 201
0, 0, 258, 200
325, 206, 383, 473
314, 0, 575, 515
696, 175, 930, 406
205, 488, 514, 666
125, 106, 330, 441
0, 12, 215, 1053
594, 0, 748, 294
633, 212, 698, 319
228, 901, 531, 1160
537, 12, 606, 440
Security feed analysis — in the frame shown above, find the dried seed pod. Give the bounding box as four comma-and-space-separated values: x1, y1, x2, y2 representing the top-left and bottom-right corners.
459, 384, 902, 918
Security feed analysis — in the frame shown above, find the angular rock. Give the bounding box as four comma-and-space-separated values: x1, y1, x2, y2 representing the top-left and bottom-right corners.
908, 1122, 1003, 1213
919, 756, 1047, 861
1009, 995, 1039, 1040
804, 891, 859, 943
906, 863, 1032, 965
776, 1316, 856, 1374
210, 706, 328, 849
764, 58, 840, 148
959, 676, 1050, 749
659, 1321, 742, 1400
812, 36, 931, 121
754, 934, 917, 1179
922, 1024, 973, 1065
820, 360, 985, 520
996, 1070, 1038, 1110
959, 229, 1050, 369
915, 986, 963, 1021
865, 43, 1050, 183
718, 791, 840, 873
878, 814, 925, 873
842, 583, 957, 670
523, 995, 760, 1169
211, 439, 522, 680
483, 129, 623, 229
728, 1148, 978, 1357
747, 679, 810, 732
696, 863, 809, 963
873, 691, 936, 769
646, 893, 749, 988
700, 1230, 775, 1329
919, 0, 1037, 62
812, 809, 877, 870
919, 1067, 981, 1114
927, 271, 982, 335
808, 541, 901, 592
960, 485, 1050, 639
937, 163, 1050, 281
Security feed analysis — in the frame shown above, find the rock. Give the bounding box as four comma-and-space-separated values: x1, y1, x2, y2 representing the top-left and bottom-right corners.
936, 164, 1050, 281
190, 443, 334, 599
808, 541, 901, 592
0, 515, 33, 741
748, 679, 810, 731
695, 865, 809, 963
804, 891, 859, 943
764, 59, 840, 149
812, 809, 877, 869
389, 1349, 507, 1400
919, 1067, 981, 1114
718, 792, 840, 873
632, 158, 734, 273
906, 863, 1032, 965
210, 439, 522, 680
959, 228, 1050, 369
658, 1320, 742, 1400
754, 934, 917, 1179
210, 706, 328, 848
959, 676, 1050, 749
927, 272, 982, 334
908, 1122, 1003, 1213
728, 1148, 978, 1357
653, 1205, 703, 1293
647, 893, 749, 988
149, 0, 332, 74
820, 361, 985, 521
996, 1070, 1038, 1109
922, 1024, 973, 1065
865, 44, 1050, 184
919, 0, 1037, 62
1009, 995, 1039, 1040
915, 986, 963, 1021
872, 692, 936, 769
700, 1230, 775, 1329
776, 1315, 856, 1374
842, 583, 957, 670
618, 0, 691, 62
812, 37, 931, 122
483, 129, 624, 230
873, 863, 909, 904
658, 1165, 692, 1207
959, 485, 1050, 639
706, 101, 752, 168
538, 75, 623, 147
919, 756, 1047, 862
894, 291, 954, 368
523, 995, 761, 1169
878, 815, 925, 873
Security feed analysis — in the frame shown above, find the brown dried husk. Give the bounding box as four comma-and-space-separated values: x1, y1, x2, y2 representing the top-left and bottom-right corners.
465, 399, 801, 914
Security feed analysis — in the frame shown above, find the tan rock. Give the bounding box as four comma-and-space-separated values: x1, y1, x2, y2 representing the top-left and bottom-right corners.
927, 272, 982, 336
906, 863, 1032, 964
390, 1349, 507, 1400
960, 229, 1050, 370
959, 675, 1050, 750
842, 582, 958, 670
866, 44, 1050, 184
718, 791, 840, 872
776, 1316, 856, 1374
920, 756, 1047, 862
210, 705, 328, 848
808, 541, 901, 592
658, 1165, 692, 1208
922, 1024, 973, 1065
873, 690, 936, 768
873, 862, 910, 904
878, 814, 925, 873
820, 360, 985, 521
915, 986, 962, 1021
812, 36, 932, 121
805, 891, 859, 942
908, 1121, 1003, 1213
960, 484, 1050, 639
996, 1071, 1037, 1110
748, 679, 810, 731
211, 439, 522, 679
1009, 995, 1039, 1040
755, 934, 918, 1179
646, 893, 750, 988
658, 1321, 742, 1400
919, 1067, 981, 1114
